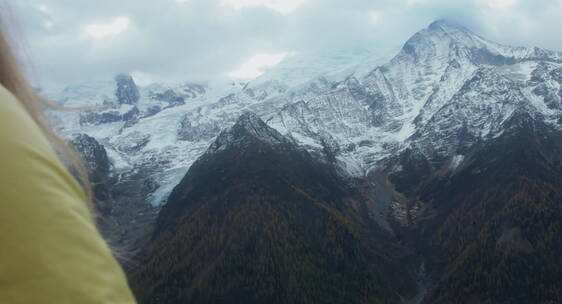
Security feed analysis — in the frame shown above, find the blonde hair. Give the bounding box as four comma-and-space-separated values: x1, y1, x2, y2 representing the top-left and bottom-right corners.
0, 9, 92, 203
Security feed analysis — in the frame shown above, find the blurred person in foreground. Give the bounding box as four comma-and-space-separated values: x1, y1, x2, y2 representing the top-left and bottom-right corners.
0, 8, 137, 304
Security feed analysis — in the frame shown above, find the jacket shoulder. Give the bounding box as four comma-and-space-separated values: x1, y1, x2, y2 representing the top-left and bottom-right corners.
0, 85, 136, 303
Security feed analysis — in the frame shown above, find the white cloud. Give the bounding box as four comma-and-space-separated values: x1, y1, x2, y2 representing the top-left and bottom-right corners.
44, 20, 54, 29
370, 11, 383, 25
406, 0, 426, 5
85, 17, 131, 39
10, 0, 562, 89
220, 0, 309, 14
131, 71, 165, 86
228, 52, 296, 79
479, 0, 519, 9
36, 4, 49, 13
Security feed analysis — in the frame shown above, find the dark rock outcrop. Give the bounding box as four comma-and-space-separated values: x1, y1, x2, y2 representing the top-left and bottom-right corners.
70, 133, 112, 213
79, 105, 140, 127
115, 74, 140, 105
150, 89, 185, 108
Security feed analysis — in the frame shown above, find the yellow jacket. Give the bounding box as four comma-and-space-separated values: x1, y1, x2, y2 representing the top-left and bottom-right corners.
0, 85, 136, 303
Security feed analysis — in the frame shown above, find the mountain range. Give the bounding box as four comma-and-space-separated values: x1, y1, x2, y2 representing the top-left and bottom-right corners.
52, 20, 562, 303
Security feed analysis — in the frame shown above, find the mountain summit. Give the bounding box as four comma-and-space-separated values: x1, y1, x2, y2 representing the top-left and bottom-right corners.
428, 19, 469, 30
207, 112, 293, 154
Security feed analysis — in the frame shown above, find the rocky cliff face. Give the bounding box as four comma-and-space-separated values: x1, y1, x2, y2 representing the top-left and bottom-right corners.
70, 133, 159, 254
70, 133, 112, 212
115, 74, 140, 105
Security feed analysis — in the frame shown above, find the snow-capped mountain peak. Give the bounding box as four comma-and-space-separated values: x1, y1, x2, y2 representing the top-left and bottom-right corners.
207, 112, 292, 154
428, 19, 468, 30
52, 20, 562, 208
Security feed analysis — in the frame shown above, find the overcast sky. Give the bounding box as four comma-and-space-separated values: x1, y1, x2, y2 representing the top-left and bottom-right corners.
2, 0, 562, 90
